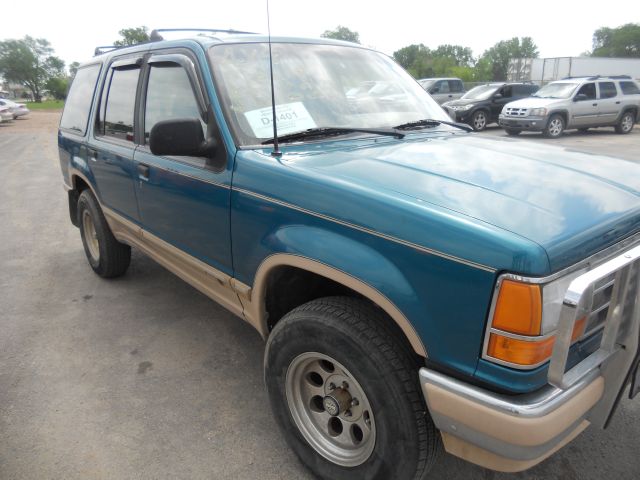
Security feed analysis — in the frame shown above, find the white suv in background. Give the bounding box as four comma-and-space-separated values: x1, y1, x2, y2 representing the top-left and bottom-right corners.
498, 76, 640, 137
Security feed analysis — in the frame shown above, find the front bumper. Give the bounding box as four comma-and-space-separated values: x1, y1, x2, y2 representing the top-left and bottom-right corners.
444, 107, 473, 123
420, 368, 603, 472
498, 114, 547, 131
421, 241, 640, 472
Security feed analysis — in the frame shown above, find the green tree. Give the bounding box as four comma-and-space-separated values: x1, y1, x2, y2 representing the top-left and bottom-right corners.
69, 61, 80, 78
320, 26, 360, 44
114, 26, 150, 46
46, 76, 69, 100
592, 23, 640, 57
393, 43, 476, 79
432, 45, 474, 67
480, 37, 539, 81
0, 36, 65, 102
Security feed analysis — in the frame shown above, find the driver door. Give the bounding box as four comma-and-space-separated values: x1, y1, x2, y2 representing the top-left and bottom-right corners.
571, 82, 598, 127
132, 51, 233, 275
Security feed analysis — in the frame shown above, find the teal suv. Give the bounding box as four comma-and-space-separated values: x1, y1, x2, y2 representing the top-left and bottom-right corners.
58, 30, 640, 480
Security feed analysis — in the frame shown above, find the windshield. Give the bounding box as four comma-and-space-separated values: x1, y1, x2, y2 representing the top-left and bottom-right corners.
461, 85, 499, 101
532, 82, 579, 99
418, 79, 435, 89
209, 43, 448, 146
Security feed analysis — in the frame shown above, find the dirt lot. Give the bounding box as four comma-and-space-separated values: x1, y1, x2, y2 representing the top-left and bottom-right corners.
1, 111, 639, 480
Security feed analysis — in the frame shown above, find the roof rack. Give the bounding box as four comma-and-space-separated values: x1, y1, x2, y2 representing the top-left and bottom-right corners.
149, 28, 258, 41
561, 75, 632, 80
94, 45, 128, 56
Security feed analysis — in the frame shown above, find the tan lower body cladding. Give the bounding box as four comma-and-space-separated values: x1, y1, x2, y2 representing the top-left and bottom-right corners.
102, 207, 427, 358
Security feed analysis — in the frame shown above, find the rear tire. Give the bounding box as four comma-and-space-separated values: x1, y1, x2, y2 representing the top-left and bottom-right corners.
543, 114, 565, 138
505, 128, 521, 136
615, 111, 635, 134
77, 189, 131, 278
265, 297, 440, 480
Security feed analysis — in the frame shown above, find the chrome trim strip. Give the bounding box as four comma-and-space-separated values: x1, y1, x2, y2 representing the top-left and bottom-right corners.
233, 187, 496, 273
420, 367, 600, 419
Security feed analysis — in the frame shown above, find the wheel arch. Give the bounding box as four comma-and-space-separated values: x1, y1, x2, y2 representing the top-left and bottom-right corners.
548, 110, 569, 126
243, 253, 427, 358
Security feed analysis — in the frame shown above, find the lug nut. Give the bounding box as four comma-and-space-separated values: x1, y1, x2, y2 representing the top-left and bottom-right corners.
329, 383, 336, 390
351, 398, 359, 407
344, 410, 352, 417
342, 381, 349, 389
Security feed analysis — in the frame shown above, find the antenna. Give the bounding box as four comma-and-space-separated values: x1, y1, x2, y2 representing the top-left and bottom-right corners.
266, 0, 281, 157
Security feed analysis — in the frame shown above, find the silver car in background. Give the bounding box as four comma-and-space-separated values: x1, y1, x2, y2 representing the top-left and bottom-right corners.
0, 99, 30, 119
499, 75, 640, 138
418, 77, 465, 104
0, 105, 13, 123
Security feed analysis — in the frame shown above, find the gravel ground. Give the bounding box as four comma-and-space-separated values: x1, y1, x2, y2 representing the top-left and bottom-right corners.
0, 111, 639, 480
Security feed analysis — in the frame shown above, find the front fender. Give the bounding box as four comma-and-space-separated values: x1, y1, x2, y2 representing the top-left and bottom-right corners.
243, 225, 425, 356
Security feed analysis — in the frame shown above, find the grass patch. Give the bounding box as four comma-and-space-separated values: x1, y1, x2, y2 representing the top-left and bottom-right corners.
24, 100, 65, 110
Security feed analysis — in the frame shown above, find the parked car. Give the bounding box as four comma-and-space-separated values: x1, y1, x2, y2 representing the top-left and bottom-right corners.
418, 77, 465, 104
0, 105, 13, 123
58, 30, 640, 480
498, 76, 640, 137
0, 99, 30, 119
443, 82, 539, 131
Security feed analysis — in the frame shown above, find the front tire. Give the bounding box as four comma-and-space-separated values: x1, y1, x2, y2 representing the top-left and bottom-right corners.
265, 297, 440, 480
615, 111, 635, 134
543, 114, 565, 138
77, 189, 131, 278
471, 110, 488, 131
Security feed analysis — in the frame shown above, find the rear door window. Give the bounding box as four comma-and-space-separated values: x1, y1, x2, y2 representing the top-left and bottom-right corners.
97, 66, 140, 142
60, 64, 101, 134
448, 80, 463, 93
434, 80, 450, 93
598, 82, 617, 99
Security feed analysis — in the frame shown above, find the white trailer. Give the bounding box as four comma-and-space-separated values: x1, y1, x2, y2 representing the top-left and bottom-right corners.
508, 57, 640, 83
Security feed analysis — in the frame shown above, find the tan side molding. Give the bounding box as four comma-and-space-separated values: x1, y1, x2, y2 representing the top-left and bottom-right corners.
243, 254, 427, 357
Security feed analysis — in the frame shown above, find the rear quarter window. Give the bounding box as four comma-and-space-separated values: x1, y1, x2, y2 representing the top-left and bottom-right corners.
620, 81, 640, 95
60, 64, 101, 134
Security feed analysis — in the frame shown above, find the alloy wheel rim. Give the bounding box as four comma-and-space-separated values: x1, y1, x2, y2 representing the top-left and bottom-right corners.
549, 119, 563, 136
474, 112, 486, 130
622, 114, 633, 132
285, 352, 376, 467
82, 210, 100, 261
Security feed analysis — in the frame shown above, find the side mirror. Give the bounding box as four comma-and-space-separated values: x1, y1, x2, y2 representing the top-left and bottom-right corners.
493, 93, 503, 100
149, 118, 216, 157
574, 94, 588, 102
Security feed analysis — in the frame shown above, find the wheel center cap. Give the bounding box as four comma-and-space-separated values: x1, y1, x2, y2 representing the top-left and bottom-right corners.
323, 387, 352, 417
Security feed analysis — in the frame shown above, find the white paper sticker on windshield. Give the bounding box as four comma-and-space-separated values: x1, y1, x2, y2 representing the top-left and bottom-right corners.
244, 102, 317, 138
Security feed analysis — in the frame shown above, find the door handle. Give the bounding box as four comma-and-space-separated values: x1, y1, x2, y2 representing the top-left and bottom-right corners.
137, 163, 150, 180
615, 101, 621, 104
88, 148, 98, 162
592, 103, 598, 107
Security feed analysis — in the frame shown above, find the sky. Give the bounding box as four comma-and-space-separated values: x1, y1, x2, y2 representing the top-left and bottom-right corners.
2, 0, 637, 68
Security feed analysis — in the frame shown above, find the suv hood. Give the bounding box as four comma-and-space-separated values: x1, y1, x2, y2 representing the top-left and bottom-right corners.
278, 133, 640, 273
443, 98, 480, 107
505, 97, 567, 109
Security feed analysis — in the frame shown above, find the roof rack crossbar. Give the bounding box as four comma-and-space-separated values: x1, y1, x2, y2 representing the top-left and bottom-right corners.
149, 28, 258, 41
94, 45, 126, 56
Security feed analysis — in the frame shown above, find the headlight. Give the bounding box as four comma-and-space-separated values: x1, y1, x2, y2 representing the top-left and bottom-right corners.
529, 108, 547, 116
451, 104, 472, 111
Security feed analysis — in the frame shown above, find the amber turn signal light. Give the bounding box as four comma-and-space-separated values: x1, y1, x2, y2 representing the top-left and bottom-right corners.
492, 280, 542, 336
487, 316, 588, 366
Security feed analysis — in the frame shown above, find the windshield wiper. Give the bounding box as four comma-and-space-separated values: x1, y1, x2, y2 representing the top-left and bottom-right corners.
393, 118, 473, 133
261, 127, 404, 145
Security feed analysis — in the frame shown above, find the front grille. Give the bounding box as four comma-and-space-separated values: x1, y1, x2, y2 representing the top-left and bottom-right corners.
504, 107, 528, 117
